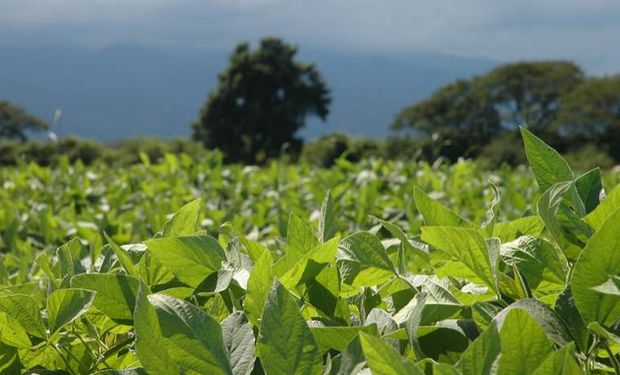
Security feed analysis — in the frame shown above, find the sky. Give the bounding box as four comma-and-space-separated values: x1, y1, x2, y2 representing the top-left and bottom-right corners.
1, 0, 620, 73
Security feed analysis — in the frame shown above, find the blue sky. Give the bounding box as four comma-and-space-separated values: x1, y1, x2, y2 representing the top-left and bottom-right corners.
1, 0, 619, 73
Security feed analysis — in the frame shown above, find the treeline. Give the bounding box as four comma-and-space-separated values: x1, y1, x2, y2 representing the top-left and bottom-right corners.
1, 38, 619, 168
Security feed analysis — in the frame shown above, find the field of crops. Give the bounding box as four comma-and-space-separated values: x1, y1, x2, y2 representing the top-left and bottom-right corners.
0, 128, 619, 374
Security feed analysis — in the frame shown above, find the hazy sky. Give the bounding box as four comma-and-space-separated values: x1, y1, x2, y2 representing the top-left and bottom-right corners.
1, 0, 619, 73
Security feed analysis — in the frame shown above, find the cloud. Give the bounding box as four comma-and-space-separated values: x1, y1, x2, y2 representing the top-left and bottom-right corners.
1, 0, 618, 72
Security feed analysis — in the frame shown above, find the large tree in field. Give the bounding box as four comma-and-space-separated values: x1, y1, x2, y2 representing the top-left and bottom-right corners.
392, 61, 585, 158
0, 101, 48, 142
193, 38, 331, 163
552, 75, 620, 159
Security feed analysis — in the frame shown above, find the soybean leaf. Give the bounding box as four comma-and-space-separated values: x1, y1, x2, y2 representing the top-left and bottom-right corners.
571, 209, 620, 326
71, 273, 140, 325
359, 332, 422, 375
104, 232, 138, 277
244, 251, 274, 327
337, 232, 396, 287
0, 312, 31, 348
496, 308, 554, 375
149, 293, 233, 374
584, 184, 620, 231
457, 322, 500, 375
575, 168, 602, 214
421, 227, 498, 295
493, 216, 545, 243
531, 342, 581, 375
520, 126, 573, 193
133, 281, 178, 374
257, 280, 321, 375
221, 311, 255, 375
155, 198, 203, 238
413, 187, 471, 227
319, 191, 336, 243
277, 236, 339, 289
46, 288, 95, 334
287, 213, 319, 258
0, 294, 46, 338
145, 235, 227, 288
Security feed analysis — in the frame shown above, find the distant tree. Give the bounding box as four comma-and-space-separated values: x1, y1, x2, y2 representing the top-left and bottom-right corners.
481, 61, 584, 139
392, 61, 585, 159
553, 75, 620, 159
0, 101, 48, 142
391, 78, 501, 159
193, 38, 331, 163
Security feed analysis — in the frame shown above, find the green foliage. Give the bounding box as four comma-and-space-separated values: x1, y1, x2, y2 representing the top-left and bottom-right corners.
193, 37, 331, 164
0, 100, 48, 142
0, 129, 619, 373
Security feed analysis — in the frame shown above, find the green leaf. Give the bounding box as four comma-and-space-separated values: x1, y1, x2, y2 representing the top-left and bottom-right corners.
493, 216, 545, 243
337, 232, 395, 286
149, 293, 233, 374
221, 311, 255, 375
575, 168, 602, 214
133, 281, 178, 374
496, 308, 554, 375
375, 217, 431, 269
359, 332, 422, 375
421, 226, 498, 294
0, 312, 32, 348
584, 184, 620, 231
571, 209, 620, 326
0, 342, 21, 374
277, 236, 339, 289
531, 342, 581, 375
554, 286, 589, 352
46, 288, 95, 334
244, 251, 274, 327
156, 198, 203, 238
257, 280, 321, 375
591, 276, 620, 296
318, 190, 336, 243
92, 369, 148, 375
338, 336, 366, 375
104, 232, 138, 277
145, 235, 227, 288
70, 273, 140, 324
494, 299, 573, 346
500, 236, 568, 295
0, 294, 46, 338
413, 187, 471, 227
457, 323, 500, 375
310, 326, 376, 353
520, 126, 573, 193
287, 213, 319, 258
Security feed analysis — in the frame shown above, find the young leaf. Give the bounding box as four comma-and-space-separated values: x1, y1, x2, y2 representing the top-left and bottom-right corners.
413, 187, 471, 227
0, 295, 46, 338
155, 198, 203, 238
257, 280, 321, 375
319, 190, 336, 243
133, 282, 178, 374
221, 311, 255, 375
244, 251, 274, 327
520, 126, 573, 192
337, 232, 396, 287
287, 213, 320, 258
46, 288, 95, 334
574, 168, 602, 214
571, 209, 620, 326
496, 308, 554, 375
359, 332, 423, 375
145, 235, 227, 288
70, 273, 140, 324
149, 293, 233, 374
421, 226, 498, 295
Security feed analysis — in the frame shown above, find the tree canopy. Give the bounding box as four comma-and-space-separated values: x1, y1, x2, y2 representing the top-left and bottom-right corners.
0, 101, 48, 142
193, 37, 330, 163
391, 61, 620, 161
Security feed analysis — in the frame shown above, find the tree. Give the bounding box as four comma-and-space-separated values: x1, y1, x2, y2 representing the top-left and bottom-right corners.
552, 75, 620, 159
481, 61, 584, 139
0, 101, 48, 142
193, 38, 331, 163
391, 61, 585, 159
391, 78, 501, 159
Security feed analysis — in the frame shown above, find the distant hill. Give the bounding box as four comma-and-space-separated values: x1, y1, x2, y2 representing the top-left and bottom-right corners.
0, 43, 496, 141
